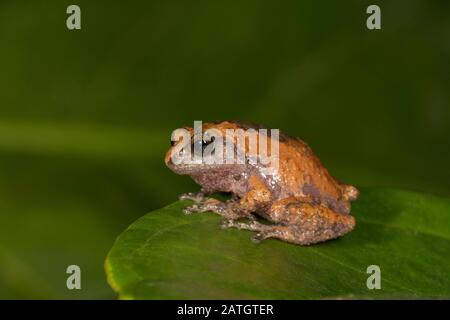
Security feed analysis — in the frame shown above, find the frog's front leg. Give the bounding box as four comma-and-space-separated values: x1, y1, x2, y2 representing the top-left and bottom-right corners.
223, 197, 355, 245
181, 195, 256, 221
179, 189, 208, 203
180, 176, 272, 221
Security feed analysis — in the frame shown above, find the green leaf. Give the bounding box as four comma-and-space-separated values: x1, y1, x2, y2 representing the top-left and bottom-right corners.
105, 188, 450, 299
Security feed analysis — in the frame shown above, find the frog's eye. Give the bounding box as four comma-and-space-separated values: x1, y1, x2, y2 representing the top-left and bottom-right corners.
192, 138, 215, 152
202, 136, 216, 150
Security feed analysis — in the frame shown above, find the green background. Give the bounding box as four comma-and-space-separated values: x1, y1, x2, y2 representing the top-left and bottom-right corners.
0, 0, 449, 299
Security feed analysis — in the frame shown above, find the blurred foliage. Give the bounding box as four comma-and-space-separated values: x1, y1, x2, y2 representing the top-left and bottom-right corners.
0, 0, 449, 298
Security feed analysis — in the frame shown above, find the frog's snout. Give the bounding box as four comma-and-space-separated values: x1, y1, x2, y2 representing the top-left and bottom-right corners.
164, 148, 176, 168
343, 185, 359, 201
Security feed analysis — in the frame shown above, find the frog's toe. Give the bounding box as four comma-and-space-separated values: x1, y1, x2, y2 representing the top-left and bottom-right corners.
220, 219, 234, 229
182, 204, 199, 214
251, 233, 263, 244
179, 193, 192, 200
219, 216, 255, 229
251, 231, 273, 243
179, 193, 198, 201
179, 190, 208, 203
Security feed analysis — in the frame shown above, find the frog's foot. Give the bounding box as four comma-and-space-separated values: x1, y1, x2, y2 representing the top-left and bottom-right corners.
183, 198, 254, 221
220, 220, 279, 243
179, 190, 208, 203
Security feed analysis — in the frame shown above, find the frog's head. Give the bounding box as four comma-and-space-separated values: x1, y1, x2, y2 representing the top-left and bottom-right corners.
165, 121, 244, 174
164, 121, 252, 193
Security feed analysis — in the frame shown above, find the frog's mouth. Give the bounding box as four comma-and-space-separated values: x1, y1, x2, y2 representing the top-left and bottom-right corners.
166, 160, 245, 175
165, 145, 246, 174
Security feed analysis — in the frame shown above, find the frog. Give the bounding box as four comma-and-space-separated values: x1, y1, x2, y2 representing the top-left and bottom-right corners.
164, 121, 358, 245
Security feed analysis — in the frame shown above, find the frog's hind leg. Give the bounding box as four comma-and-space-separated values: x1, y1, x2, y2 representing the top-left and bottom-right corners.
222, 197, 355, 245
220, 219, 312, 244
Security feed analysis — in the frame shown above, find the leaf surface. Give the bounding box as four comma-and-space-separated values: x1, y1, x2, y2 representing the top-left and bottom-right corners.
105, 188, 450, 299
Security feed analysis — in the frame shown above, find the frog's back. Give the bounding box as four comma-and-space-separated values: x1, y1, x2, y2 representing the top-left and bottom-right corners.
277, 136, 358, 213
221, 121, 348, 193
204, 121, 358, 213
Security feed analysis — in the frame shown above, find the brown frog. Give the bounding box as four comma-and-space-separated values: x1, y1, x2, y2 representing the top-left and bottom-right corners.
165, 121, 358, 245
